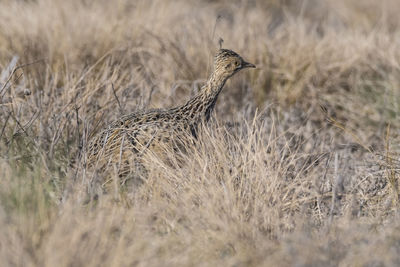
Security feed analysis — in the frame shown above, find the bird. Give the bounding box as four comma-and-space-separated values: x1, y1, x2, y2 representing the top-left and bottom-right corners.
86, 49, 255, 183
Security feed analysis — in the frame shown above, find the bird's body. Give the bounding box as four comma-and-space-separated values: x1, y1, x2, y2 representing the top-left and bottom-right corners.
86, 49, 255, 176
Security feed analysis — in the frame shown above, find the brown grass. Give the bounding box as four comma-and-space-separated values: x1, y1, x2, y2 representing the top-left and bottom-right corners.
0, 0, 400, 266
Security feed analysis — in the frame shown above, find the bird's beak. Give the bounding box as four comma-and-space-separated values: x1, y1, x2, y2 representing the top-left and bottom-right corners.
242, 61, 256, 68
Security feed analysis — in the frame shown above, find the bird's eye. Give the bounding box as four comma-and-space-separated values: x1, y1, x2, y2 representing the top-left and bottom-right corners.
235, 61, 240, 66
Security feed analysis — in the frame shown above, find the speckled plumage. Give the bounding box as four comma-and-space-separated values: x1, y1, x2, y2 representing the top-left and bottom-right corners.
87, 49, 255, 173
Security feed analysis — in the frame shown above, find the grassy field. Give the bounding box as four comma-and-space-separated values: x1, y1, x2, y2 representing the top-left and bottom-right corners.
1, 0, 400, 266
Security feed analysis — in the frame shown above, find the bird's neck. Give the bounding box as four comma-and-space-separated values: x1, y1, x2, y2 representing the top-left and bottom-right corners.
177, 70, 229, 121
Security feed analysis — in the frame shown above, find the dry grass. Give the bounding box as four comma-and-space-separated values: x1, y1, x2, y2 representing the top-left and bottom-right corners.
0, 0, 400, 266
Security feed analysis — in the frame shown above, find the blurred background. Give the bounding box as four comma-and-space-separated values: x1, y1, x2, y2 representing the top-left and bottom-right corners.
1, 0, 399, 141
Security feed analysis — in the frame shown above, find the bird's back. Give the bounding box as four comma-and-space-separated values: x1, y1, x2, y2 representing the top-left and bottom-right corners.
87, 107, 194, 169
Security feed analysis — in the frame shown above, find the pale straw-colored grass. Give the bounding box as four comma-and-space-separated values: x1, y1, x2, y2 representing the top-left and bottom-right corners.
0, 0, 399, 266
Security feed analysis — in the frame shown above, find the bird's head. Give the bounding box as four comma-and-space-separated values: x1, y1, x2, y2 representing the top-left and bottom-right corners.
213, 49, 255, 79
